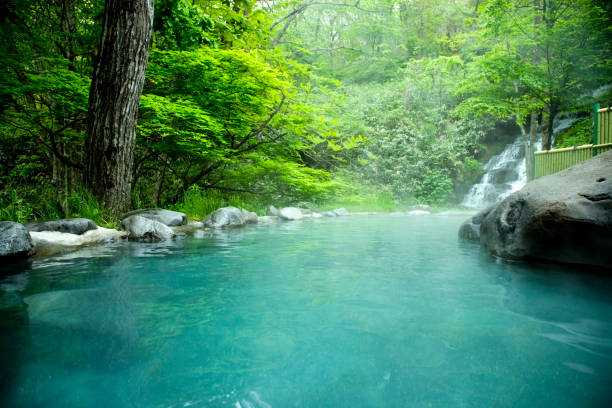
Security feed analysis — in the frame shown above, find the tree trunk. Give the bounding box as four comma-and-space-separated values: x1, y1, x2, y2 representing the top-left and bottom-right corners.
84, 0, 154, 213
526, 112, 539, 180
541, 102, 558, 151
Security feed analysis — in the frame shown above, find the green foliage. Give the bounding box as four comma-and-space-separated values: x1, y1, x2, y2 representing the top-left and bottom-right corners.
1, 0, 611, 221
555, 118, 593, 148
0, 185, 114, 227
171, 185, 267, 219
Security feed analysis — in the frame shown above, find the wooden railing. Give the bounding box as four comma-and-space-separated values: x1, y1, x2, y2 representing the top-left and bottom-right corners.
534, 143, 612, 178
533, 105, 611, 179
597, 106, 612, 145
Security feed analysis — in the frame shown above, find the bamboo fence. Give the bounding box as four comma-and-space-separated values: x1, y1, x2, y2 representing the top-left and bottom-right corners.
533, 106, 611, 178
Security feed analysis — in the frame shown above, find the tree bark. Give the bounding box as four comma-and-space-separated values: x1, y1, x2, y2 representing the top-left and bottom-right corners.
84, 0, 154, 213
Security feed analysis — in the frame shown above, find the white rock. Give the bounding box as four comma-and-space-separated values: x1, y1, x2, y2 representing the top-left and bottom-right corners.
406, 210, 431, 216
30, 227, 127, 247
333, 208, 350, 216
279, 207, 303, 220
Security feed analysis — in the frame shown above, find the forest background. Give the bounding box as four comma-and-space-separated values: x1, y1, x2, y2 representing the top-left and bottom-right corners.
1, 0, 611, 226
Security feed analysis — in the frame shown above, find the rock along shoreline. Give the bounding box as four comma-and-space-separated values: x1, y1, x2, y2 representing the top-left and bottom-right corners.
0, 206, 361, 265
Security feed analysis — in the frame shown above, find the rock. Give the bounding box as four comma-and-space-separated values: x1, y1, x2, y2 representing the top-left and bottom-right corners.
333, 208, 350, 216
322, 211, 337, 217
0, 222, 34, 260
279, 207, 303, 220
406, 210, 431, 215
475, 150, 612, 268
24, 218, 97, 235
121, 215, 174, 242
30, 227, 127, 256
266, 205, 280, 216
257, 216, 279, 224
202, 206, 247, 228
241, 209, 258, 224
458, 206, 494, 242
311, 212, 323, 218
409, 204, 431, 211
121, 208, 187, 226
170, 221, 204, 235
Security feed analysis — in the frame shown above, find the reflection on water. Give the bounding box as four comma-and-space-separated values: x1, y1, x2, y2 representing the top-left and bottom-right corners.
1, 215, 612, 408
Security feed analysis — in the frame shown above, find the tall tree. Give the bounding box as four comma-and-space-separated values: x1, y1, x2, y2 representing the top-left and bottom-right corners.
84, 0, 154, 212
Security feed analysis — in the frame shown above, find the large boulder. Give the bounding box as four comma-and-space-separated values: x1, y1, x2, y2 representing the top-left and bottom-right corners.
121, 208, 187, 226
24, 218, 97, 235
468, 150, 612, 268
202, 206, 247, 228
0, 222, 34, 260
121, 215, 174, 242
279, 207, 303, 220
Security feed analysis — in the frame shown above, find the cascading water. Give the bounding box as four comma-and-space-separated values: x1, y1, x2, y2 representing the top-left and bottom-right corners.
462, 115, 580, 209
461, 135, 527, 208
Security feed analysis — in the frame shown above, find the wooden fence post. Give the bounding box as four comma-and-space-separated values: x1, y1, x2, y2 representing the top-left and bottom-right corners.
593, 103, 599, 156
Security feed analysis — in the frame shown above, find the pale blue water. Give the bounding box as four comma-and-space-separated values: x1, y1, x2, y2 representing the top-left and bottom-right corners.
1, 214, 612, 407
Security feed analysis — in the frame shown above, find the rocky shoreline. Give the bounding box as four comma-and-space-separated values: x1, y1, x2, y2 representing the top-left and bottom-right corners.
0, 205, 446, 266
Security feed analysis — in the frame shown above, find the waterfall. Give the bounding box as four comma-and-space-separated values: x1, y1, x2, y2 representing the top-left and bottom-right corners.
462, 115, 579, 209
461, 135, 527, 209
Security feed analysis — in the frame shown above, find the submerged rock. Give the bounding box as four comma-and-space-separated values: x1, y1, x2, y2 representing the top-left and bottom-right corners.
203, 206, 247, 228
121, 208, 187, 226
463, 150, 612, 268
24, 288, 139, 369
279, 207, 303, 220
0, 222, 34, 261
25, 218, 97, 235
121, 215, 174, 242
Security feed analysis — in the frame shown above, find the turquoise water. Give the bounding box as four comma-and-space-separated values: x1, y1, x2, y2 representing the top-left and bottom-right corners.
1, 214, 612, 407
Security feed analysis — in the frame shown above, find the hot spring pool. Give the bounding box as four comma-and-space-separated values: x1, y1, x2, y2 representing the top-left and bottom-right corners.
1, 213, 611, 407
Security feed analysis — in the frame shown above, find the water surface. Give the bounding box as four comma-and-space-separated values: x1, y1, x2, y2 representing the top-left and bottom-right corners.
1, 214, 611, 407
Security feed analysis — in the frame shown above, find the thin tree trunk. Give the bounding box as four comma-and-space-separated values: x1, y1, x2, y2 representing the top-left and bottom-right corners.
526, 112, 538, 180
84, 0, 154, 213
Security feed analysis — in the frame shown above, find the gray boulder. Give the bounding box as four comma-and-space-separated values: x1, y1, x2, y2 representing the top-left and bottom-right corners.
279, 207, 303, 220
471, 150, 612, 268
203, 206, 247, 228
0, 222, 34, 260
121, 215, 174, 242
121, 208, 187, 226
266, 205, 280, 216
241, 209, 259, 224
322, 211, 337, 217
458, 206, 494, 242
25, 218, 97, 235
